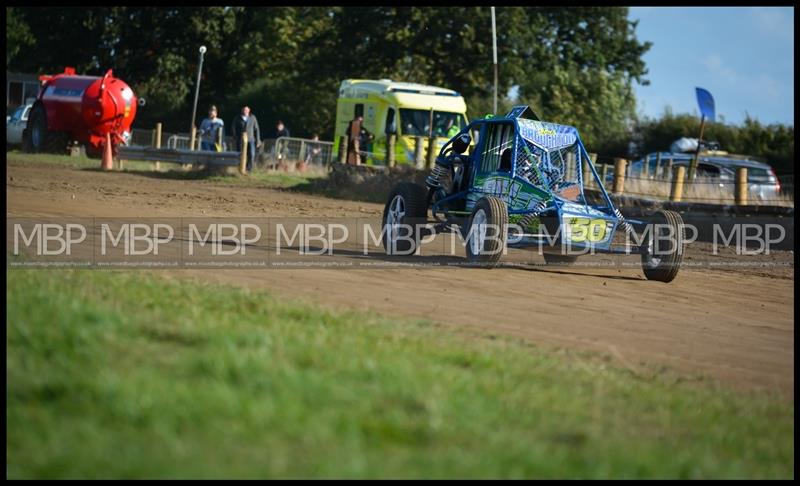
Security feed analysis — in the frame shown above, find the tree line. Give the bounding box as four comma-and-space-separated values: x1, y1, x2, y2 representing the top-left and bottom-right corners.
6, 6, 794, 174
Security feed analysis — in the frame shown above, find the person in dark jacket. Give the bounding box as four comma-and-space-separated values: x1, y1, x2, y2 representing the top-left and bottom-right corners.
231, 106, 262, 171
269, 120, 290, 163
269, 120, 290, 140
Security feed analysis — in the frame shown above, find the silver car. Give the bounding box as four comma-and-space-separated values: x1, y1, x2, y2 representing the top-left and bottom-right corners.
6, 104, 32, 146
623, 152, 782, 202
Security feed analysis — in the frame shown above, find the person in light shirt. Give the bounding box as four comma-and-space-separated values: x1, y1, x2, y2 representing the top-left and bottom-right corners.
199, 105, 224, 151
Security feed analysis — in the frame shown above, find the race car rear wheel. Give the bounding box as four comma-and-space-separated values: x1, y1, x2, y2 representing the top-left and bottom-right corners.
641, 209, 684, 282
382, 182, 429, 255
465, 196, 508, 267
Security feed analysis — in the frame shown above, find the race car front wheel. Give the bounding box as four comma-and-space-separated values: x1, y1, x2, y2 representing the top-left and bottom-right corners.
382, 182, 429, 255
465, 196, 508, 267
641, 209, 685, 282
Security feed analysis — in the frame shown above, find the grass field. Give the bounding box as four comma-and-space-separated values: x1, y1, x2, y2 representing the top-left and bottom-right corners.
6, 269, 793, 479
5, 150, 323, 191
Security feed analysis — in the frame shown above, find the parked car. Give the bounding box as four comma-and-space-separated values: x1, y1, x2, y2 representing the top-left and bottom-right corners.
6, 104, 32, 147
612, 151, 781, 202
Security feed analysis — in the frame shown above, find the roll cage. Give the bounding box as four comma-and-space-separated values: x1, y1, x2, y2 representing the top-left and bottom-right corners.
430, 109, 619, 221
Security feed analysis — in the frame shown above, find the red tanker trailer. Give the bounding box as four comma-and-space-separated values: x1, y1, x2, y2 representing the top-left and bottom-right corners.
23, 67, 143, 156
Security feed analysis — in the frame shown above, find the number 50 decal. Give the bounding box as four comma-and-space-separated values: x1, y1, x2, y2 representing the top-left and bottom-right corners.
567, 217, 608, 242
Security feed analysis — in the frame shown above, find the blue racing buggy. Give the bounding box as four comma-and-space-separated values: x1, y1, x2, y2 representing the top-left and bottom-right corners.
381, 106, 685, 282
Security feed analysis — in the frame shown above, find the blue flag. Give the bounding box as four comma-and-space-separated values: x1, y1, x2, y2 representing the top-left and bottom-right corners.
695, 87, 715, 122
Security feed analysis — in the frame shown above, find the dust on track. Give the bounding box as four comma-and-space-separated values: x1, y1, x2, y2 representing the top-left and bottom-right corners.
6, 161, 795, 396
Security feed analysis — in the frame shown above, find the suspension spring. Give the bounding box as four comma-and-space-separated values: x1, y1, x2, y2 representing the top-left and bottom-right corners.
426, 163, 449, 189
614, 207, 634, 236
518, 199, 548, 232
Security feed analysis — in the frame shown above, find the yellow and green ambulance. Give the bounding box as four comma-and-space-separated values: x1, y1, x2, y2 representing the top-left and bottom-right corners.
333, 79, 469, 165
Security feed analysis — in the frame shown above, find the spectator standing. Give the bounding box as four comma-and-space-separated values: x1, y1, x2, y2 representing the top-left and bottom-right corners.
305, 134, 323, 165
232, 106, 262, 172
269, 120, 290, 140
346, 115, 372, 165
269, 120, 291, 164
199, 105, 224, 151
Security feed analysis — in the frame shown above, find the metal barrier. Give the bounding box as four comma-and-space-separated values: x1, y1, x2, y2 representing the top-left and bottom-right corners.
128, 128, 154, 147
129, 132, 234, 152
128, 130, 337, 171
166, 134, 192, 150
260, 136, 335, 168
118, 146, 241, 166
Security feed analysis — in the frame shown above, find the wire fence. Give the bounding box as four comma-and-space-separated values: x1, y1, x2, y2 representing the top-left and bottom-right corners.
258, 137, 335, 170
129, 128, 237, 152
588, 160, 793, 206
128, 128, 335, 172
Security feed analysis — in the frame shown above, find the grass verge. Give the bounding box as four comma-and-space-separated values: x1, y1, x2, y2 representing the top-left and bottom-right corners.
6, 150, 322, 191
6, 269, 793, 479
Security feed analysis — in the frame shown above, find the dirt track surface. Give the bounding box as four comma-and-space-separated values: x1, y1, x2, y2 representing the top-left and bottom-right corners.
7, 162, 795, 396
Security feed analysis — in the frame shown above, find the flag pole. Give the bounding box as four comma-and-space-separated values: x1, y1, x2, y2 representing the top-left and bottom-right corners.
688, 114, 705, 182
491, 7, 498, 115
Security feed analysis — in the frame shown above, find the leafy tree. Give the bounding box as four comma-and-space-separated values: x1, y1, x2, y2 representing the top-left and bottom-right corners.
6, 7, 34, 68
633, 110, 794, 175
513, 7, 651, 156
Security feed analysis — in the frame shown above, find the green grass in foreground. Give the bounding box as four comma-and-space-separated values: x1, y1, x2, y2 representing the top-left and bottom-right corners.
6, 270, 794, 479
7, 150, 107, 169
205, 169, 323, 190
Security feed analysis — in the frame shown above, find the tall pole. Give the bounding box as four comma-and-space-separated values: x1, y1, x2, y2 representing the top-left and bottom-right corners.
688, 114, 706, 182
492, 7, 497, 115
190, 45, 207, 137
491, 7, 498, 115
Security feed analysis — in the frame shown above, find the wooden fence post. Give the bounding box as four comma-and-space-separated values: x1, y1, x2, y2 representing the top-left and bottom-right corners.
642, 154, 650, 179
735, 167, 748, 206
670, 165, 686, 202
339, 135, 348, 164
426, 136, 437, 169
612, 158, 627, 195
183, 126, 197, 171
414, 137, 425, 169
153, 123, 162, 171
239, 133, 248, 175
688, 151, 700, 183
217, 126, 224, 151
584, 153, 596, 188
387, 134, 396, 168
190, 126, 197, 151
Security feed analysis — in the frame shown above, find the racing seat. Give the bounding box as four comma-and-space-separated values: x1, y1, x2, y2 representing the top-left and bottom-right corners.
499, 148, 512, 172
451, 153, 472, 193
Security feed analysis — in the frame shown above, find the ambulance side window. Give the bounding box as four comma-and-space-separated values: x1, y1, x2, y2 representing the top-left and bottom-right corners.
385, 108, 396, 135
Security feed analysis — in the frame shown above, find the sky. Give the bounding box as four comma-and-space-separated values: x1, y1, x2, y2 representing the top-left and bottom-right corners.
628, 6, 794, 126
